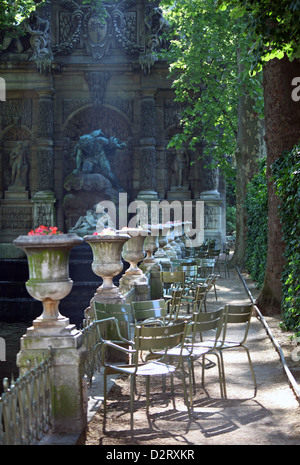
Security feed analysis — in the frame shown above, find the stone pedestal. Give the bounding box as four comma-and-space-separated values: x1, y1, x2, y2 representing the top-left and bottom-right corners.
17, 324, 87, 436
32, 190, 56, 228
200, 190, 223, 248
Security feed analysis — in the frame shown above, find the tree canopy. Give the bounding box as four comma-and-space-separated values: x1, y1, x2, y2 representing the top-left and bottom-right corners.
159, 0, 264, 180
218, 0, 300, 71
0, 1, 43, 31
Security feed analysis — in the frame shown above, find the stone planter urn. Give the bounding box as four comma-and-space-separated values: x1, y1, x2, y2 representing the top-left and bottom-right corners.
13, 233, 83, 334
143, 226, 159, 266
118, 228, 149, 296
154, 224, 172, 270
174, 221, 186, 257
83, 231, 130, 304
164, 224, 178, 259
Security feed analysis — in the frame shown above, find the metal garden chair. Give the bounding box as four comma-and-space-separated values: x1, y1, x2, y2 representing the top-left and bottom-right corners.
185, 308, 225, 400
131, 299, 168, 325
94, 301, 133, 342
160, 270, 185, 297
217, 303, 257, 398
98, 318, 191, 429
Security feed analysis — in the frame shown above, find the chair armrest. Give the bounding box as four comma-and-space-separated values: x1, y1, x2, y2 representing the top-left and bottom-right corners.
95, 316, 133, 345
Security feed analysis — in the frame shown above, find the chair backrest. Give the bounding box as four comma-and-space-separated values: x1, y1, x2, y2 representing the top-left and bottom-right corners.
221, 304, 254, 345
160, 271, 185, 284
94, 301, 133, 341
160, 271, 185, 295
134, 321, 188, 366
207, 249, 220, 259
172, 259, 197, 270
192, 308, 224, 348
168, 288, 183, 320
132, 299, 168, 323
177, 265, 198, 279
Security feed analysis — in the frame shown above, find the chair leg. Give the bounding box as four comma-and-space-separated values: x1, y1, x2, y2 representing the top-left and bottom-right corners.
130, 375, 135, 429
145, 375, 150, 413
103, 369, 108, 430
219, 346, 256, 398
242, 345, 257, 396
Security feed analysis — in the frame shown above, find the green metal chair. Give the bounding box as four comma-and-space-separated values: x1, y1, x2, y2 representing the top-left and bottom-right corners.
185, 308, 225, 400
132, 299, 168, 325
217, 304, 257, 398
146, 306, 225, 407
207, 249, 221, 275
99, 318, 191, 429
94, 301, 133, 346
180, 284, 207, 314
160, 270, 185, 297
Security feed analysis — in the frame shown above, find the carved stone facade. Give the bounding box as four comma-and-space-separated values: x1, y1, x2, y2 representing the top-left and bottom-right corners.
0, 0, 226, 258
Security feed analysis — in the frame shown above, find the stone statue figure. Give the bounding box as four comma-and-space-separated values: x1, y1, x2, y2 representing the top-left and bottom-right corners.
8, 142, 28, 190
71, 129, 126, 189
174, 148, 189, 188
0, 12, 52, 73
69, 203, 115, 236
24, 11, 53, 73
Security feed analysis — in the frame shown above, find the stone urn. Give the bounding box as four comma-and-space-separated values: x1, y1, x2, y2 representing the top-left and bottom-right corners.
13, 233, 83, 334
164, 224, 178, 259
154, 224, 172, 270
83, 231, 130, 304
174, 221, 186, 257
143, 225, 160, 265
118, 228, 149, 296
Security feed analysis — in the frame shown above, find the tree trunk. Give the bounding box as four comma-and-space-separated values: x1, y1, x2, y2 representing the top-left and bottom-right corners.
257, 56, 300, 315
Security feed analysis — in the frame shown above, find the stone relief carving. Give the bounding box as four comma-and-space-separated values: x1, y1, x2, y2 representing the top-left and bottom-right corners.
0, 1, 169, 73
1, 207, 32, 230
85, 71, 111, 109
54, 0, 139, 59
0, 99, 32, 130
37, 148, 54, 191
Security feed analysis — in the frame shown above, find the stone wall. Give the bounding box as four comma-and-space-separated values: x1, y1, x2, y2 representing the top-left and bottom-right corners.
0, 0, 226, 258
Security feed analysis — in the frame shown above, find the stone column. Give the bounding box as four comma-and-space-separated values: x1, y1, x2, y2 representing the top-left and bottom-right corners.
137, 90, 158, 202
32, 89, 56, 227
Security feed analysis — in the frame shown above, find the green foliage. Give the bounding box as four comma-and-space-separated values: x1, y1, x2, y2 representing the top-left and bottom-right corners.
218, 0, 300, 72
159, 0, 263, 181
272, 146, 300, 336
0, 1, 45, 32
244, 158, 268, 287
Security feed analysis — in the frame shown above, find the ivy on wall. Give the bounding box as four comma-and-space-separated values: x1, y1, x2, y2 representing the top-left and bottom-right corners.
272, 145, 300, 336
245, 157, 268, 288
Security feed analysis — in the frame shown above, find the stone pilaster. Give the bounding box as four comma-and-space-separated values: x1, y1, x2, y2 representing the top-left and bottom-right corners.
137, 90, 158, 202
33, 88, 56, 228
